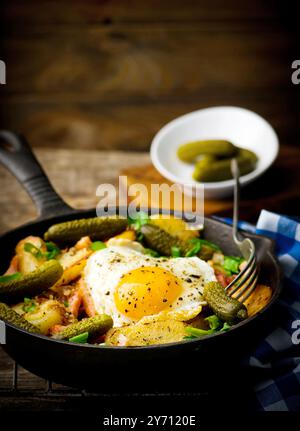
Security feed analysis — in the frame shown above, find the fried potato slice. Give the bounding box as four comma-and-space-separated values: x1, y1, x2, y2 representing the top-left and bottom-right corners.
16, 236, 47, 274
13, 299, 65, 335
105, 319, 187, 347
53, 259, 87, 289
243, 284, 272, 317
52, 246, 92, 289
58, 247, 91, 270
149, 215, 200, 242
109, 229, 136, 242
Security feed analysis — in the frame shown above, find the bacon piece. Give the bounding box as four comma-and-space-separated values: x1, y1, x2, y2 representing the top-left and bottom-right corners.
4, 255, 19, 275
78, 278, 96, 317
216, 273, 227, 288
68, 289, 82, 318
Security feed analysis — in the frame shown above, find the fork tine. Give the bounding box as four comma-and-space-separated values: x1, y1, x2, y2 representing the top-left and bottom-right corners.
225, 250, 255, 292
227, 158, 259, 304
234, 265, 258, 300
238, 272, 259, 302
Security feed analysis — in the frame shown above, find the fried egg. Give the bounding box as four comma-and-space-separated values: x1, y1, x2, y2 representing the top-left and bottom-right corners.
83, 244, 216, 327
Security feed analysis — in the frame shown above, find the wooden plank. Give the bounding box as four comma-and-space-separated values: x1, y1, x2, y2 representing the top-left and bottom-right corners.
0, 26, 296, 97
0, 97, 299, 151
1, 0, 280, 26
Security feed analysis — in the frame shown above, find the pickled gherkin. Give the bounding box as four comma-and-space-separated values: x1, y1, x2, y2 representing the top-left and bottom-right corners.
0, 260, 63, 303
203, 281, 248, 324
141, 224, 188, 257
193, 149, 257, 182
239, 148, 258, 164
177, 140, 237, 163
54, 314, 113, 341
44, 216, 128, 245
141, 224, 216, 260
0, 302, 40, 333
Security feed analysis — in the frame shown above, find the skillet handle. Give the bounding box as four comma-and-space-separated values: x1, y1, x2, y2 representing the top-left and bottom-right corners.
0, 131, 75, 218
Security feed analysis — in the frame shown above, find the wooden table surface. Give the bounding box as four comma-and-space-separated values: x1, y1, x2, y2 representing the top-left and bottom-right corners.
1, 0, 300, 411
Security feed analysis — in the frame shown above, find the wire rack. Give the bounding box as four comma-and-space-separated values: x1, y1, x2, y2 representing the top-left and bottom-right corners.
0, 353, 209, 414
0, 358, 92, 402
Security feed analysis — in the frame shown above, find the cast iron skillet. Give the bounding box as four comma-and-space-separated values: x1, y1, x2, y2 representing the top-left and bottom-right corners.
0, 131, 282, 392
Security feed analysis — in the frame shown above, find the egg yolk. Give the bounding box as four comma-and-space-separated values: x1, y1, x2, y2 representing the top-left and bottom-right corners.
114, 266, 182, 320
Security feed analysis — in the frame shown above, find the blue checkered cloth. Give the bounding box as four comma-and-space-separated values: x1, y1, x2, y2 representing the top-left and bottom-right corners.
215, 210, 300, 411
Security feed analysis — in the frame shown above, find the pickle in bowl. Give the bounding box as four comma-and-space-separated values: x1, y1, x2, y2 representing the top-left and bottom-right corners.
193, 148, 258, 182
177, 137, 258, 183
177, 139, 238, 163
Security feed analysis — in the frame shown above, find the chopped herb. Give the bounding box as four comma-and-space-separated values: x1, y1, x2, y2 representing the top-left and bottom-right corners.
127, 211, 149, 231
136, 231, 144, 242
205, 314, 221, 331
23, 297, 37, 313
24, 241, 60, 261
144, 248, 160, 257
45, 242, 60, 260
184, 326, 214, 339
69, 331, 89, 344
171, 246, 181, 257
223, 256, 244, 275
213, 263, 231, 276
90, 241, 107, 251
24, 242, 44, 259
0, 272, 21, 283
63, 300, 69, 308
184, 315, 231, 339
185, 238, 221, 257
220, 322, 231, 332
198, 239, 221, 251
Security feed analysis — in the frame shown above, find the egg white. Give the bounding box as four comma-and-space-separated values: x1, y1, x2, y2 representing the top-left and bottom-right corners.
83, 245, 216, 327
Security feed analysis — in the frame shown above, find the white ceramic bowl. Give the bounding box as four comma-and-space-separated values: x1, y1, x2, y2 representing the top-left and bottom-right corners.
150, 106, 279, 199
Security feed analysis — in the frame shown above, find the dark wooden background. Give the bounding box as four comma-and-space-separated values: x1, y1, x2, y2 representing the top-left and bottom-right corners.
1, 0, 300, 151
0, 0, 300, 406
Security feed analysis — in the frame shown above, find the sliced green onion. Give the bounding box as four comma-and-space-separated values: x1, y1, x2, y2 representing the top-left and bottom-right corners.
197, 239, 221, 251
24, 241, 60, 261
23, 297, 37, 313
0, 272, 21, 283
136, 231, 144, 242
185, 238, 221, 257
223, 255, 244, 274
185, 244, 201, 257
205, 314, 221, 331
45, 242, 61, 260
185, 326, 214, 338
127, 211, 149, 230
69, 331, 89, 344
220, 322, 231, 332
90, 241, 107, 251
24, 242, 44, 259
171, 246, 181, 257
144, 248, 160, 257
184, 315, 231, 340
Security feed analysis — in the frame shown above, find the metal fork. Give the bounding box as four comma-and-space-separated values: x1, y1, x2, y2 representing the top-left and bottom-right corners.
225, 159, 259, 302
